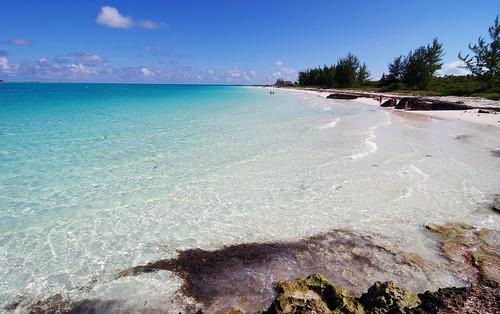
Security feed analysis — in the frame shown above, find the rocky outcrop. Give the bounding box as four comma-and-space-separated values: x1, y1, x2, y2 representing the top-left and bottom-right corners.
411, 285, 499, 314
394, 98, 474, 111
380, 99, 397, 107
359, 281, 420, 313
425, 223, 500, 288
492, 195, 500, 213
262, 275, 498, 314
117, 230, 442, 313
327, 93, 359, 100
263, 274, 364, 314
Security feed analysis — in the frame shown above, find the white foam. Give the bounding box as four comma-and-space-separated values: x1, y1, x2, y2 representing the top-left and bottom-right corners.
349, 127, 378, 160
317, 118, 340, 129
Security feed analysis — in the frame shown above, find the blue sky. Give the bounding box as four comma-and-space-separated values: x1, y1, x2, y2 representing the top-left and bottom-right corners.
0, 0, 498, 83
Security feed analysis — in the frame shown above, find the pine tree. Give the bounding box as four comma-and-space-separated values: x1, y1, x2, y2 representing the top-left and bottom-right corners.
387, 56, 404, 82
402, 38, 443, 88
357, 63, 370, 85
459, 15, 500, 88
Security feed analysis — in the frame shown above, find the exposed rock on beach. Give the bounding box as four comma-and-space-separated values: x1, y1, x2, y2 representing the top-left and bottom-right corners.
118, 230, 447, 313
261, 274, 498, 314
9, 224, 499, 313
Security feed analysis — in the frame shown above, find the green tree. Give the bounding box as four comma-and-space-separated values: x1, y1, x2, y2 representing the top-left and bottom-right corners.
357, 62, 370, 85
459, 15, 500, 88
334, 53, 360, 87
403, 38, 443, 88
387, 55, 404, 82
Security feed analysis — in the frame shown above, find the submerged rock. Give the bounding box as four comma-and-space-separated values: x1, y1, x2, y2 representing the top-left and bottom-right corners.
425, 223, 500, 288
118, 230, 443, 313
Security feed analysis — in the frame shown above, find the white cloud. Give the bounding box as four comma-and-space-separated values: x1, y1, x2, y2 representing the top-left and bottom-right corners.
96, 6, 133, 29
96, 6, 166, 30
69, 64, 97, 76
228, 68, 241, 78
438, 60, 471, 76
141, 67, 153, 77
0, 56, 12, 72
275, 60, 283, 67
225, 68, 257, 81
273, 66, 297, 81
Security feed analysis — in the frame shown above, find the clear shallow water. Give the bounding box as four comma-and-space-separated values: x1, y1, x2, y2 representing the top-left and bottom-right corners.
0, 84, 499, 310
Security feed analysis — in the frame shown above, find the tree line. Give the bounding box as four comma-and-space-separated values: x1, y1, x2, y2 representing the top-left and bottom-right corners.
297, 54, 370, 88
283, 15, 499, 91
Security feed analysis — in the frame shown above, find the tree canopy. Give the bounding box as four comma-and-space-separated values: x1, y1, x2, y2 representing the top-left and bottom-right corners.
298, 53, 370, 88
459, 15, 500, 87
382, 38, 444, 89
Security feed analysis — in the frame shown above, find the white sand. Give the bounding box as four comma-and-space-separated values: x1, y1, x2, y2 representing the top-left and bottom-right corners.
268, 86, 500, 127
403, 109, 500, 127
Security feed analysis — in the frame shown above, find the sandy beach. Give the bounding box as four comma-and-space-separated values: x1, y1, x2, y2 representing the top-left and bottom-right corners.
269, 86, 500, 127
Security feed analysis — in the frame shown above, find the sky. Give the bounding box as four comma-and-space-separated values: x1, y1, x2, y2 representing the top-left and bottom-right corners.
0, 0, 498, 84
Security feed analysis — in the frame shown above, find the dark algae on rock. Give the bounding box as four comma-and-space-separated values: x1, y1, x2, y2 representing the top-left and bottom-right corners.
261, 275, 498, 314
118, 230, 443, 313
11, 224, 499, 313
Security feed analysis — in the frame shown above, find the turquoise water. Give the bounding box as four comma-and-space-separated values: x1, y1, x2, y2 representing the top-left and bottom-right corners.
1, 84, 499, 311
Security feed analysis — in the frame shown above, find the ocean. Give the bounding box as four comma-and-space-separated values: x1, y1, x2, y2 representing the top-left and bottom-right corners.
0, 83, 499, 311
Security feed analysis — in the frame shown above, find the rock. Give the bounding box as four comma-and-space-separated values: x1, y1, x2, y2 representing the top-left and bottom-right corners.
359, 281, 420, 313
491, 149, 500, 158
380, 99, 397, 107
395, 98, 473, 111
478, 109, 492, 114
263, 274, 364, 314
394, 98, 431, 110
492, 195, 500, 213
327, 93, 358, 100
411, 285, 499, 314
29, 294, 72, 314
262, 275, 499, 314
425, 223, 500, 288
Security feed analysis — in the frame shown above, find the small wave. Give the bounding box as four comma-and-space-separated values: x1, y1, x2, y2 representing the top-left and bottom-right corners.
349, 127, 378, 160
408, 164, 430, 180
318, 118, 340, 129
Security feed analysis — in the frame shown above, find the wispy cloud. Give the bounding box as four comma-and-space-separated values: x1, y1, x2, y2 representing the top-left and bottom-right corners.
225, 68, 257, 82
96, 6, 166, 30
275, 60, 283, 67
10, 39, 32, 46
438, 60, 471, 76
54, 52, 107, 65
0, 39, 32, 46
272, 66, 297, 81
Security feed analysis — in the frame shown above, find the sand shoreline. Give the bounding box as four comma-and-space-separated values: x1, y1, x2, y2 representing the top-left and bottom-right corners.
267, 86, 500, 127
